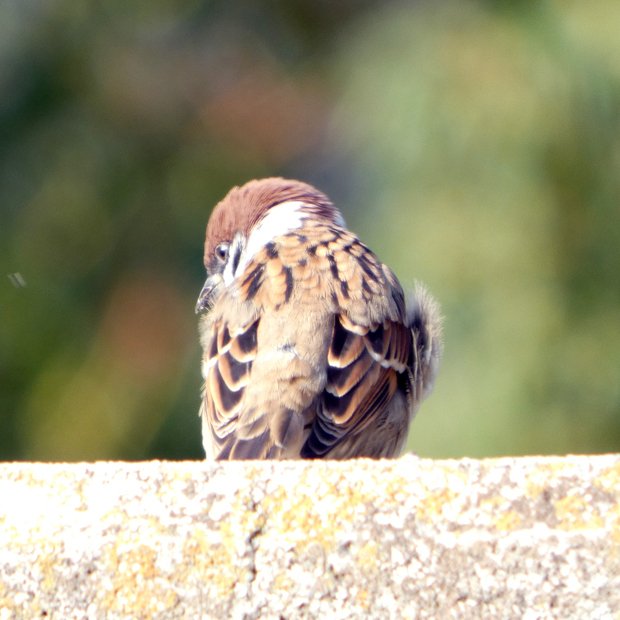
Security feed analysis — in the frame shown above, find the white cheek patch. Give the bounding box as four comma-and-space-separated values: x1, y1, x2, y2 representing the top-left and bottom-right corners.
237, 200, 306, 273
231, 199, 346, 281
223, 260, 234, 287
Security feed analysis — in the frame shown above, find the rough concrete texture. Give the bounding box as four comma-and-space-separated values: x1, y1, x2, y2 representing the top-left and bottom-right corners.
0, 455, 619, 620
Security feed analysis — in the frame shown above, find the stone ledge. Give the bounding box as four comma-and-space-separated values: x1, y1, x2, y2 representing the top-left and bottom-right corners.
0, 455, 619, 619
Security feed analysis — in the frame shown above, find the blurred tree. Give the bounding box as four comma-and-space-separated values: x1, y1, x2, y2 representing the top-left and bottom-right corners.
1, 0, 618, 460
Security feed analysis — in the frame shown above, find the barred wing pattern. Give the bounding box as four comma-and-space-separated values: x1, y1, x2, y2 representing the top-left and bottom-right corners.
302, 315, 413, 458
200, 222, 419, 460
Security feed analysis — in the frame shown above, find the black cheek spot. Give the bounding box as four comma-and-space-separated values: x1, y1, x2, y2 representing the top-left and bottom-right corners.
231, 246, 242, 275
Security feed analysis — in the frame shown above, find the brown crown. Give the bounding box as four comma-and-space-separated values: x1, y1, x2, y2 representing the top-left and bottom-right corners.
204, 177, 339, 267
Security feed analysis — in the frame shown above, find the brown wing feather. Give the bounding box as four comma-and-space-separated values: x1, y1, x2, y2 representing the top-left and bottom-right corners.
202, 319, 254, 448
301, 315, 413, 458
203, 318, 271, 459
201, 220, 422, 460
202, 311, 306, 460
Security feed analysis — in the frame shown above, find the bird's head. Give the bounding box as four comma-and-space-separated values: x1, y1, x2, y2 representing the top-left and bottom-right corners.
196, 177, 344, 313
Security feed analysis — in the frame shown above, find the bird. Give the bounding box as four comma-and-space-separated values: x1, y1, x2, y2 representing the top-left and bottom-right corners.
196, 178, 442, 460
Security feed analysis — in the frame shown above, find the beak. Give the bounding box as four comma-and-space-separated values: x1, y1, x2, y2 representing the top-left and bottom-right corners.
195, 275, 220, 314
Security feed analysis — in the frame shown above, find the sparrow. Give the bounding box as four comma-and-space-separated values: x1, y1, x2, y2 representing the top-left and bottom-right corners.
196, 178, 442, 460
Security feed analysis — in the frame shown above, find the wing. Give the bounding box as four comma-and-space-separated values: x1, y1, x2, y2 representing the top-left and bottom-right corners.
286, 224, 416, 459
199, 229, 326, 460
301, 313, 413, 458
200, 315, 306, 460
200, 221, 423, 460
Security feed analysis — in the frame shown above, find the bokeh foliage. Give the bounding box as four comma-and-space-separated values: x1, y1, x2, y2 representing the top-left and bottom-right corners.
1, 1, 619, 460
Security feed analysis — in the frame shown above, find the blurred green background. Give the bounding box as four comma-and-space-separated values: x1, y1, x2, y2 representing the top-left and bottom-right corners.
1, 1, 619, 461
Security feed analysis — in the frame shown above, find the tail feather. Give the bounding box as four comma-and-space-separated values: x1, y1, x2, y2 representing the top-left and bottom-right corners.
407, 282, 443, 404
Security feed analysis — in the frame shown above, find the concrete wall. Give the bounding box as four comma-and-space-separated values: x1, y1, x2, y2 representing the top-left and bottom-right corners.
1, 455, 619, 619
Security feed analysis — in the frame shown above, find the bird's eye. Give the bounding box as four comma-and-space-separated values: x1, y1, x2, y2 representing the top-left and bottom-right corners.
215, 243, 229, 263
